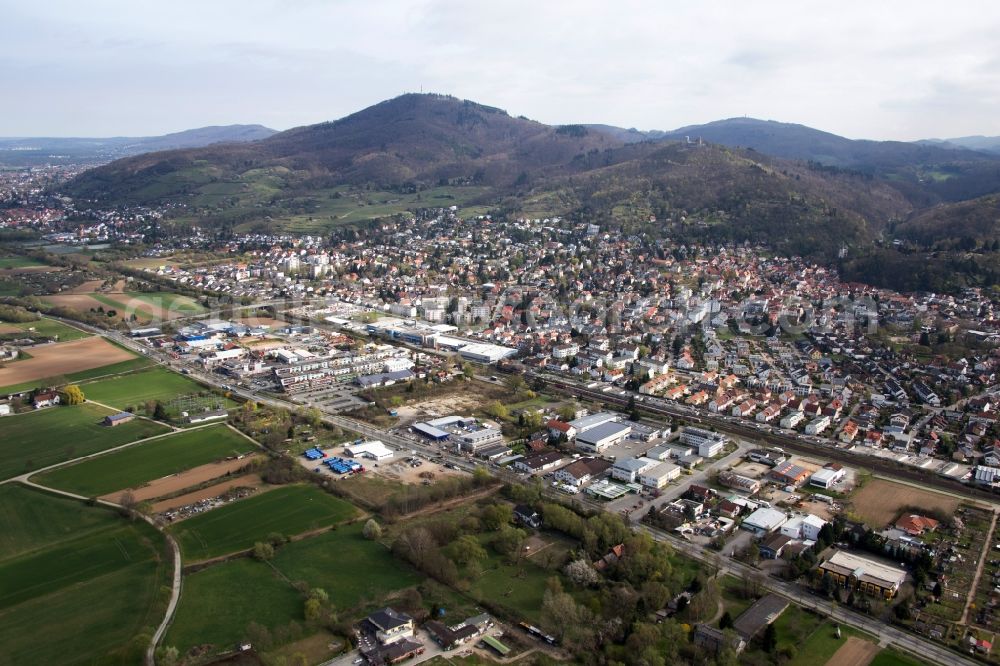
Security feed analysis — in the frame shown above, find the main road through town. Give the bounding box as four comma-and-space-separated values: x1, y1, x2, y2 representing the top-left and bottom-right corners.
70, 321, 983, 665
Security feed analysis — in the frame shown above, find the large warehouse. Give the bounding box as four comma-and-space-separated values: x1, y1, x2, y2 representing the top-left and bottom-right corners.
576, 422, 632, 454
345, 440, 395, 460
455, 342, 516, 363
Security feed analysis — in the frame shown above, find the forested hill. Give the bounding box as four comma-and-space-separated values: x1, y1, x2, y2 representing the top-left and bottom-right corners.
59, 94, 1000, 292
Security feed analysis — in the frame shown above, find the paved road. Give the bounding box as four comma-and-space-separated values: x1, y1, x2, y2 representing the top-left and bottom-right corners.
69, 323, 990, 664
644, 525, 979, 666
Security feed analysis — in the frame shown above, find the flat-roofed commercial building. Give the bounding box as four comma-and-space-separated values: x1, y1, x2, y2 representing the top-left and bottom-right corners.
818, 550, 907, 599
576, 421, 632, 454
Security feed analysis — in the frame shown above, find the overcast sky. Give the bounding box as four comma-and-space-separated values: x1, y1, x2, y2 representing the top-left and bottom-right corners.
3, 1, 999, 140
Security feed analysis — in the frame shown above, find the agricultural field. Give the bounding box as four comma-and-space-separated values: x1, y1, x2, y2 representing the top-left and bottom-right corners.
0, 484, 170, 665
0, 317, 91, 341
0, 256, 47, 269
169, 484, 360, 561
164, 558, 304, 656
82, 366, 228, 410
0, 336, 147, 394
849, 478, 960, 528
0, 402, 169, 480
45, 287, 204, 323
271, 522, 422, 610
121, 291, 205, 315
166, 520, 417, 656
466, 546, 554, 623
33, 424, 257, 497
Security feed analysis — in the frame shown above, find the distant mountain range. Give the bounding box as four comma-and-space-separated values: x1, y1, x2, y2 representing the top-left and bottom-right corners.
918, 136, 1000, 155
55, 94, 1000, 292
0, 125, 276, 166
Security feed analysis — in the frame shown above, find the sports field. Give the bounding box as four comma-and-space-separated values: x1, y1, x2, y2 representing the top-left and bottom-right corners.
0, 484, 169, 665
169, 484, 359, 561
82, 366, 225, 410
0, 336, 145, 394
0, 402, 169, 480
34, 424, 257, 497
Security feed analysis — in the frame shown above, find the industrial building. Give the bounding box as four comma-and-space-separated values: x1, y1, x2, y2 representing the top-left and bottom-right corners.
638, 462, 681, 489
809, 466, 846, 489
612, 457, 659, 483
345, 440, 395, 460
576, 421, 632, 454
680, 427, 727, 458
741, 507, 788, 535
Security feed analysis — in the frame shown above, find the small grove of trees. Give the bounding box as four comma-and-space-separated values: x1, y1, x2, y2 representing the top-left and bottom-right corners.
303, 587, 335, 625
0, 304, 40, 323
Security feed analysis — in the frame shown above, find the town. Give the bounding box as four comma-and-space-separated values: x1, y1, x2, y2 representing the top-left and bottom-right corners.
1, 170, 999, 666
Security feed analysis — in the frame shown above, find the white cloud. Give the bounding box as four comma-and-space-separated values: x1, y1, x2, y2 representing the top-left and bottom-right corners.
1, 0, 998, 139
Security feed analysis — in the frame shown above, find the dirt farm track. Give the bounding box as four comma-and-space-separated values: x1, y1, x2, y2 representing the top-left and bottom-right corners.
0, 337, 135, 387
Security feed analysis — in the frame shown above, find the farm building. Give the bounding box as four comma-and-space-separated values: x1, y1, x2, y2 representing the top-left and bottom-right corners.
345, 440, 394, 460
103, 412, 136, 427
741, 507, 788, 535
818, 550, 907, 599
32, 391, 60, 409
